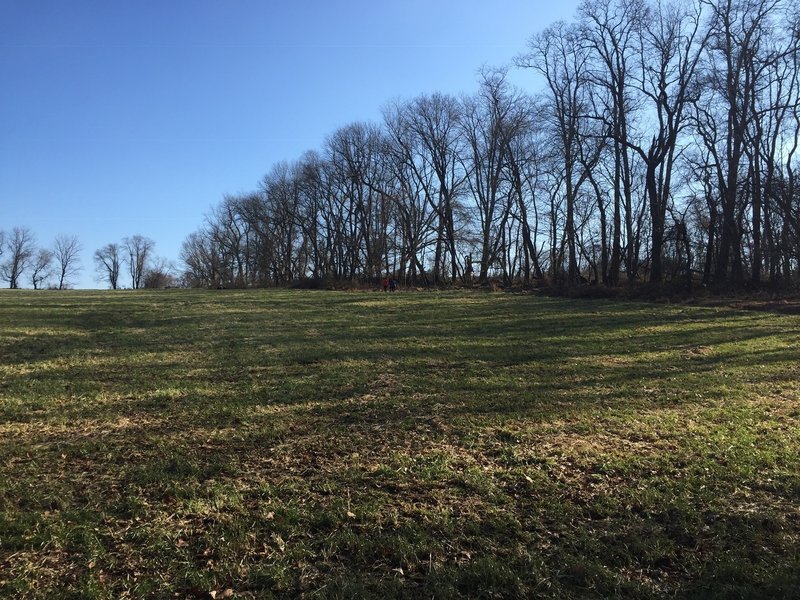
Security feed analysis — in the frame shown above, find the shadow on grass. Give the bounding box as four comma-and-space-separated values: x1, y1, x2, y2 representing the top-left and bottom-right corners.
1, 290, 798, 598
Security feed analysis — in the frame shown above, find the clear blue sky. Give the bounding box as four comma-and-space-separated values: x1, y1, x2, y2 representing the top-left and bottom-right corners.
0, 0, 580, 289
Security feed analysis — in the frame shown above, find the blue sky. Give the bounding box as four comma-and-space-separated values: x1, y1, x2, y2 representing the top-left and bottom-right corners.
0, 0, 580, 288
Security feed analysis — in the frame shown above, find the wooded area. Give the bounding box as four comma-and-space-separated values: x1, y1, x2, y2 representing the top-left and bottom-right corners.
181, 0, 800, 291
2, 0, 797, 293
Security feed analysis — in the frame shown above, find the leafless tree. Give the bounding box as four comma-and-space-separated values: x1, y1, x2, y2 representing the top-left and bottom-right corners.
261, 164, 304, 284
180, 231, 220, 287
383, 101, 440, 285
324, 122, 393, 281
174, 0, 800, 291
123, 235, 155, 289
294, 151, 337, 281
30, 248, 54, 289
94, 243, 122, 290
504, 97, 548, 283
52, 234, 82, 289
519, 22, 602, 284
627, 0, 708, 283
460, 69, 529, 283
579, 0, 647, 283
693, 0, 796, 286
1, 227, 36, 289
400, 94, 468, 282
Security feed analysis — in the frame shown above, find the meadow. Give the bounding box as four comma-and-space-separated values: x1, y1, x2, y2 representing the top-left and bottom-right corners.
0, 289, 798, 599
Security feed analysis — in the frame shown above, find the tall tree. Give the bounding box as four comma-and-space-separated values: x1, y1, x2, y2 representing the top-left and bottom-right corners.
461, 69, 528, 283
261, 163, 303, 284
325, 122, 393, 280
625, 0, 707, 283
519, 22, 600, 284
757, 28, 800, 286
699, 0, 785, 286
52, 234, 82, 290
294, 151, 334, 280
580, 0, 646, 283
1, 227, 36, 289
30, 248, 53, 289
94, 243, 122, 290
504, 98, 547, 283
383, 99, 448, 284
123, 235, 155, 289
402, 94, 467, 282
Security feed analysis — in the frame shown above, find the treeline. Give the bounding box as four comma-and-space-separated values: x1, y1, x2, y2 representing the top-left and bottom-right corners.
182, 0, 800, 290
0, 228, 176, 290
0, 227, 82, 289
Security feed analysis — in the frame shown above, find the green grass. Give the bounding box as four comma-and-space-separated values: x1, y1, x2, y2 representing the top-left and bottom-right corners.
0, 289, 798, 599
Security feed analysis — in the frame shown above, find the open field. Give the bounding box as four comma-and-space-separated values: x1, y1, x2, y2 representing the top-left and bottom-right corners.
0, 289, 798, 599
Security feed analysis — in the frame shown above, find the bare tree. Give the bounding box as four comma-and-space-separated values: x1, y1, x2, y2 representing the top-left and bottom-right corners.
696, 0, 792, 286
123, 235, 155, 289
52, 234, 82, 290
401, 93, 468, 282
383, 100, 441, 285
261, 164, 304, 284
324, 122, 393, 281
461, 69, 530, 283
30, 248, 54, 289
1, 227, 36, 289
294, 151, 334, 281
579, 0, 646, 283
94, 243, 122, 290
181, 231, 219, 287
625, 0, 708, 283
143, 256, 177, 288
519, 22, 602, 284
756, 29, 800, 286
504, 97, 548, 283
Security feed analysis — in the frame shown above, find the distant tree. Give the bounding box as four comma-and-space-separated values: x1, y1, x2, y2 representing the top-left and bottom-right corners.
123, 235, 155, 289
53, 234, 82, 289
143, 256, 177, 288
180, 231, 221, 287
1, 227, 36, 288
382, 101, 441, 286
30, 248, 54, 289
94, 243, 122, 290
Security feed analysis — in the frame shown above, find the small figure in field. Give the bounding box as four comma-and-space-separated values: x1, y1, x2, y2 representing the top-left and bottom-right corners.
389, 278, 397, 292
382, 277, 390, 292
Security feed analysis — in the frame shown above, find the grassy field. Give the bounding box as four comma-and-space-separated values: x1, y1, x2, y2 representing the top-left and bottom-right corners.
0, 289, 798, 599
